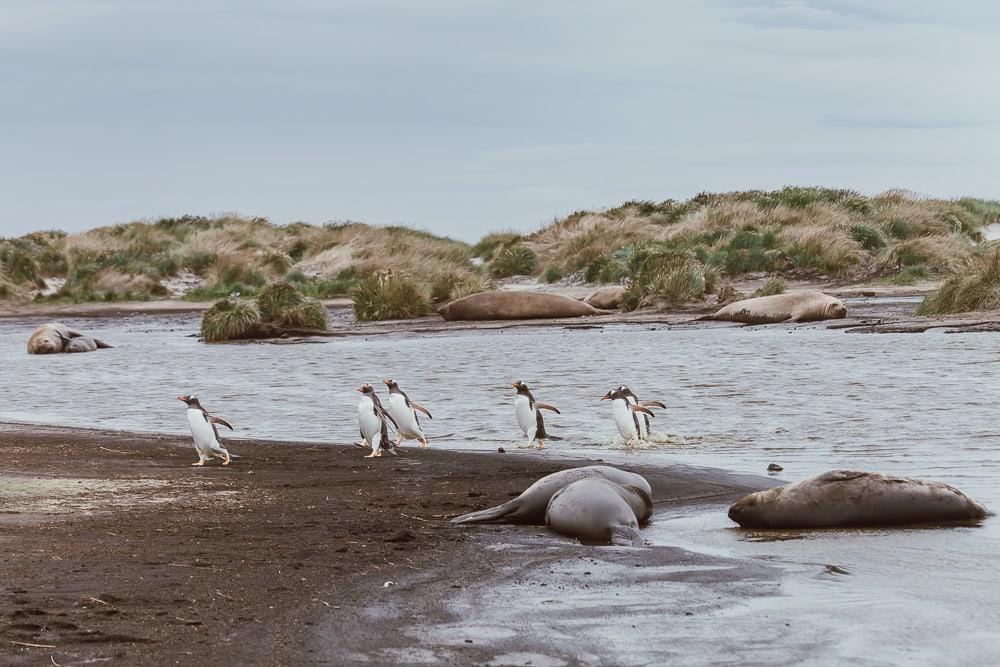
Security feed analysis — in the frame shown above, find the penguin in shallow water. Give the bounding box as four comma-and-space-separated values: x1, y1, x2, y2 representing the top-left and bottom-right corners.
383, 379, 432, 448
357, 384, 398, 458
177, 394, 234, 466
511, 380, 560, 449
601, 388, 655, 445
616, 385, 665, 440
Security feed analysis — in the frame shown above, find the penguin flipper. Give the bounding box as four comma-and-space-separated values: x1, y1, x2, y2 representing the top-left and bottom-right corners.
630, 405, 655, 417
209, 416, 234, 430
411, 403, 432, 419
640, 400, 666, 409
535, 402, 560, 414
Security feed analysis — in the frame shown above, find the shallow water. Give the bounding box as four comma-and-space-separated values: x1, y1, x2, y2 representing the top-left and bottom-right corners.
3, 312, 999, 662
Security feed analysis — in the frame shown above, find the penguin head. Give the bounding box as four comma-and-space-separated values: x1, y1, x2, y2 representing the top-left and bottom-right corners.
357, 384, 375, 395
602, 389, 625, 401
383, 379, 399, 392
177, 394, 201, 408
510, 380, 527, 392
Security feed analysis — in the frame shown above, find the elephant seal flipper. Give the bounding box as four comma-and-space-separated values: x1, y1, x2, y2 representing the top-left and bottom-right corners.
450, 500, 520, 525
609, 525, 646, 547
93, 338, 113, 349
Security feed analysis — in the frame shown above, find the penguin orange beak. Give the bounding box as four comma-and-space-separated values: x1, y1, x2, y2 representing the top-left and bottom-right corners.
383, 379, 391, 385
356, 386, 365, 393
176, 395, 187, 402
600, 393, 611, 400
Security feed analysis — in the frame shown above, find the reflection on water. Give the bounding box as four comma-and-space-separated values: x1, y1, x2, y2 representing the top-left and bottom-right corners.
2, 312, 999, 660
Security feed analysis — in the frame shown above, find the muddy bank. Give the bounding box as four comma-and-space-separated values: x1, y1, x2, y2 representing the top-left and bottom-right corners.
0, 424, 775, 665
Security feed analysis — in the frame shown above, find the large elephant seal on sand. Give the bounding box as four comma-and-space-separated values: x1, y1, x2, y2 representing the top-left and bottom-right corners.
452, 465, 652, 525
728, 470, 990, 529
701, 290, 847, 325
438, 291, 600, 321
27, 323, 112, 354
546, 478, 651, 546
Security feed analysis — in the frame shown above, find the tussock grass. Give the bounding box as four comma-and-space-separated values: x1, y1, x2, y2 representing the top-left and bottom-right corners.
256, 281, 330, 330
754, 277, 787, 297
429, 272, 494, 304
489, 244, 538, 278
351, 271, 432, 321
916, 247, 1000, 315
520, 190, 1000, 295
201, 297, 263, 342
473, 231, 524, 259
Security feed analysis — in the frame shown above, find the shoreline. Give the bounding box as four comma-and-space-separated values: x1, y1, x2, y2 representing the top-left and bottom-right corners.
0, 423, 775, 665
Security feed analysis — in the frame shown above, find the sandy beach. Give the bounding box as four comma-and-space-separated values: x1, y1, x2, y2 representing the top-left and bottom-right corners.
0, 424, 775, 666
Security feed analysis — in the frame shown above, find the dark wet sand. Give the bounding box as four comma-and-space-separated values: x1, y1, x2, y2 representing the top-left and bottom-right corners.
1, 424, 776, 665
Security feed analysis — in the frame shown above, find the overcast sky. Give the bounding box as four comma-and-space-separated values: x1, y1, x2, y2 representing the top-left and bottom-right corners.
2, 1, 999, 241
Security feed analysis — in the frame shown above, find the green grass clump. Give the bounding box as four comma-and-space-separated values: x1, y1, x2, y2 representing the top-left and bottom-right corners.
489, 244, 538, 278
879, 266, 933, 285
850, 224, 887, 252
621, 260, 715, 311
201, 297, 263, 342
256, 281, 330, 330
473, 231, 524, 259
541, 265, 564, 283
184, 283, 259, 301
754, 277, 787, 297
351, 271, 432, 321
916, 248, 1000, 315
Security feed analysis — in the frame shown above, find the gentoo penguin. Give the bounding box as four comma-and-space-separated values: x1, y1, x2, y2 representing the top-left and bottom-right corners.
357, 384, 398, 458
601, 388, 656, 445
383, 379, 432, 448
177, 394, 234, 466
617, 385, 666, 440
511, 380, 560, 449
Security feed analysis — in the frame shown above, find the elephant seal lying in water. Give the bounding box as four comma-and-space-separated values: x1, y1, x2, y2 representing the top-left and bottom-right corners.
702, 290, 847, 325
452, 465, 652, 525
546, 478, 651, 546
728, 470, 990, 528
438, 291, 600, 321
27, 323, 112, 354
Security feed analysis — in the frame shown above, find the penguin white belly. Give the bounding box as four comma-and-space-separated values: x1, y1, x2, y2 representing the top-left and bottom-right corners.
358, 399, 383, 447
187, 409, 219, 455
612, 399, 639, 441
514, 395, 536, 440
388, 394, 422, 438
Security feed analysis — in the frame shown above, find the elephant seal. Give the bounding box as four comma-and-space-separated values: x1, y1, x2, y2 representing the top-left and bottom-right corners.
728, 470, 990, 529
452, 465, 652, 525
545, 478, 651, 546
583, 286, 626, 310
27, 323, 112, 354
701, 290, 847, 324
438, 291, 600, 321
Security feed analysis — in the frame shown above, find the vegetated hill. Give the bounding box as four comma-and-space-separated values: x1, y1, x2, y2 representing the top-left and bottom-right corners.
0, 216, 476, 303
472, 187, 1000, 310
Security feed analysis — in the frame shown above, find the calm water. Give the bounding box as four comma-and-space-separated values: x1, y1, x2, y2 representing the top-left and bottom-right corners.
2, 312, 998, 663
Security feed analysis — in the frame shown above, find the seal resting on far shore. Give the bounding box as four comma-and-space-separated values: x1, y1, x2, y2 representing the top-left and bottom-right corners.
437, 290, 600, 321
700, 290, 847, 325
27, 323, 112, 354
583, 286, 626, 310
452, 465, 652, 525
546, 478, 651, 546
728, 470, 990, 529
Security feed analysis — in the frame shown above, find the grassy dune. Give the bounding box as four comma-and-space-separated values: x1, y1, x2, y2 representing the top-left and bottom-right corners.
0, 216, 476, 303
518, 188, 1000, 310
3, 189, 1000, 317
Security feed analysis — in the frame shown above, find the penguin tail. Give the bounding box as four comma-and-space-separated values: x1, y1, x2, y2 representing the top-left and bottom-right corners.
451, 501, 517, 524
610, 525, 646, 547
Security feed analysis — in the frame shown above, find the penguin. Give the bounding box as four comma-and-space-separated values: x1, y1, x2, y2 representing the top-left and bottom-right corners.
510, 380, 560, 449
177, 394, 234, 466
383, 379, 432, 448
357, 384, 398, 458
601, 388, 656, 445
616, 385, 666, 440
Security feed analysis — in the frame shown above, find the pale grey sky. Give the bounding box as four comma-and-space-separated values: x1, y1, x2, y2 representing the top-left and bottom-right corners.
2, 1, 998, 241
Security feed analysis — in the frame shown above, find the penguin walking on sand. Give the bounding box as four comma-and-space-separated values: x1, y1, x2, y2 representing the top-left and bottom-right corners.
383, 379, 432, 448
358, 384, 398, 458
177, 394, 234, 466
511, 380, 560, 449
616, 385, 666, 440
602, 388, 656, 446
